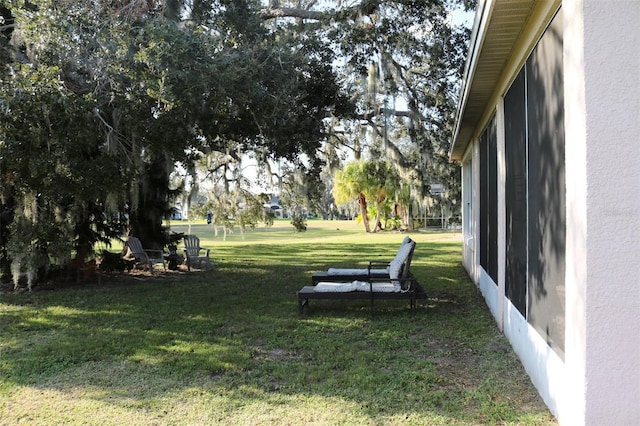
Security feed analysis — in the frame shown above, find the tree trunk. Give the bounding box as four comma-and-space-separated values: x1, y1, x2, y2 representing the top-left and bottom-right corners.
357, 193, 371, 232
372, 201, 383, 233
129, 154, 171, 250
0, 195, 15, 280
406, 202, 414, 231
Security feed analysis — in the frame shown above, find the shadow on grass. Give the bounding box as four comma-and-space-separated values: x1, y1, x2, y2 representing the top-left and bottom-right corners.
0, 238, 555, 424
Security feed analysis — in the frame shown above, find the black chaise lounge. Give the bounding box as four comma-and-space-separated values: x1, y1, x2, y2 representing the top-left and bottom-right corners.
310, 236, 414, 285
298, 239, 427, 315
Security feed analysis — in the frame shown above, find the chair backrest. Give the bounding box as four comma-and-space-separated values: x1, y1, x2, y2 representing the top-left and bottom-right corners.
389, 240, 416, 290
127, 236, 144, 255
183, 235, 201, 256
400, 242, 416, 279
391, 237, 413, 265
399, 236, 411, 249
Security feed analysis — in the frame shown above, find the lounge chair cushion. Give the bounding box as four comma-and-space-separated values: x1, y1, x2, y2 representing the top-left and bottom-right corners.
389, 241, 414, 281
360, 281, 401, 292
314, 282, 357, 292
314, 281, 401, 293
327, 268, 388, 275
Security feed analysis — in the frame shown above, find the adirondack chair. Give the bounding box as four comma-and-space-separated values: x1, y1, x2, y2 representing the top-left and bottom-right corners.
123, 236, 166, 273
183, 235, 212, 271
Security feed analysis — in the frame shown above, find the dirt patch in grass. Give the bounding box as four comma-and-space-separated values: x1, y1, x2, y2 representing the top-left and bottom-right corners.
0, 264, 206, 294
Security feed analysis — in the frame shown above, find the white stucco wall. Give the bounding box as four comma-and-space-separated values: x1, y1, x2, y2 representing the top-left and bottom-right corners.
562, 0, 588, 422
564, 0, 640, 424
459, 1, 640, 423
503, 300, 566, 419
461, 141, 481, 283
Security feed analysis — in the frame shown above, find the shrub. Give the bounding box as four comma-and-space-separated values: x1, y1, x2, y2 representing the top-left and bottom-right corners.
290, 216, 307, 232
98, 250, 135, 273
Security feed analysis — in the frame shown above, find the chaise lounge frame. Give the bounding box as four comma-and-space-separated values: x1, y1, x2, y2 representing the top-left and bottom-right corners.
298, 276, 426, 315
299, 240, 426, 315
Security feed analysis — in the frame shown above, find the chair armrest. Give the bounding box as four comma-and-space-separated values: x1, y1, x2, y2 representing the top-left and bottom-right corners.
144, 249, 165, 259
183, 248, 210, 257
366, 275, 406, 282
366, 275, 415, 290
367, 261, 390, 277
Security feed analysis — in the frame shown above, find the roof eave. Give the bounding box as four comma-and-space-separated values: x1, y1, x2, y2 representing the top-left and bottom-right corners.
449, 0, 495, 162
449, 0, 542, 162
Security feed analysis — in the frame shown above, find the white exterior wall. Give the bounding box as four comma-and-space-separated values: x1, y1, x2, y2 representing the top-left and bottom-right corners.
503, 302, 565, 419
461, 142, 480, 283
461, 147, 475, 276
563, 0, 640, 424
562, 1, 588, 422
460, 1, 640, 423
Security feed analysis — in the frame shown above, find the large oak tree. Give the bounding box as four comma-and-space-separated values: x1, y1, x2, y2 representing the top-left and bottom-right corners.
0, 0, 350, 285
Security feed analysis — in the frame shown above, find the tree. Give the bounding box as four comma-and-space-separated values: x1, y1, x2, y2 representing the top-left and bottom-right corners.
257, 0, 472, 222
333, 161, 371, 232
0, 0, 351, 286
360, 160, 400, 232
333, 159, 400, 233
0, 60, 129, 288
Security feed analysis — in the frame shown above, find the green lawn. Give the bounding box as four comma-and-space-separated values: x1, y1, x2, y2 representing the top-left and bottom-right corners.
0, 220, 556, 425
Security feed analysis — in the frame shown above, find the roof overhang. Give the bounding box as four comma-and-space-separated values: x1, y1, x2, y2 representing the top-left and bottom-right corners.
449, 0, 539, 161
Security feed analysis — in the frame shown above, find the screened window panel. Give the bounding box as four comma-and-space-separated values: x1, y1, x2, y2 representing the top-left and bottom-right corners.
479, 130, 488, 272
479, 117, 498, 284
526, 8, 566, 357
504, 68, 528, 316
487, 116, 499, 283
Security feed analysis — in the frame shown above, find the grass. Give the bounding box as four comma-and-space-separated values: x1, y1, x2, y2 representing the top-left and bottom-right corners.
0, 220, 556, 425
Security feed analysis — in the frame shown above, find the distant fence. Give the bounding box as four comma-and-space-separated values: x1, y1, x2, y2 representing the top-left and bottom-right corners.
412, 217, 461, 229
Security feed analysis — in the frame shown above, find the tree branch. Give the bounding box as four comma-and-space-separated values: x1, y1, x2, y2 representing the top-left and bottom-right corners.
259, 1, 381, 22
357, 107, 413, 121
259, 7, 325, 21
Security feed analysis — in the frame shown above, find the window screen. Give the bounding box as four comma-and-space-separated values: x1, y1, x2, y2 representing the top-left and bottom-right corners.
504, 68, 528, 316
526, 8, 566, 357
501, 8, 565, 357
479, 116, 498, 283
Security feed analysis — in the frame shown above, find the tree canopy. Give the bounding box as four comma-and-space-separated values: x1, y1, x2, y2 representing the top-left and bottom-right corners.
0, 0, 473, 287
256, 0, 472, 225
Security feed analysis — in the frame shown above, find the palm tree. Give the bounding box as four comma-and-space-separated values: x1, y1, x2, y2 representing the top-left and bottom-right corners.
361, 160, 400, 233
333, 161, 371, 233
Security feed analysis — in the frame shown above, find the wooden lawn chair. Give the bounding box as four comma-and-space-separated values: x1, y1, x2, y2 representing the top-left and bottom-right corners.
183, 235, 212, 271
124, 236, 166, 273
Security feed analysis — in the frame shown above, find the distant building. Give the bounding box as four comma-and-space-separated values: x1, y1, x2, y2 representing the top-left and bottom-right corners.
170, 208, 182, 221
264, 195, 285, 219
429, 183, 443, 196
